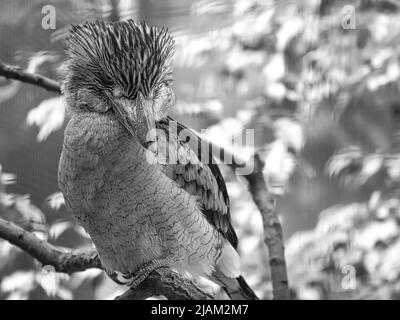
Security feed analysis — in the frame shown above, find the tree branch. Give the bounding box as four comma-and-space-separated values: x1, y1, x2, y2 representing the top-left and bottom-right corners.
0, 63, 290, 300
0, 61, 61, 94
0, 217, 101, 273
245, 155, 289, 300
116, 268, 214, 300
212, 147, 290, 300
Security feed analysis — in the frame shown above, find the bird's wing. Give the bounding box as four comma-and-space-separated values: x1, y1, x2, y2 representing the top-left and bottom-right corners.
151, 116, 238, 248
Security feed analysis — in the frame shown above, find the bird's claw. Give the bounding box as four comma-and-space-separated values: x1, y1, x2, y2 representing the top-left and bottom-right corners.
110, 259, 171, 288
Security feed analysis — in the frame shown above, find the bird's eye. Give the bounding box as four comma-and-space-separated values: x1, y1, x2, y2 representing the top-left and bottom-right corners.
164, 79, 173, 87
153, 87, 161, 97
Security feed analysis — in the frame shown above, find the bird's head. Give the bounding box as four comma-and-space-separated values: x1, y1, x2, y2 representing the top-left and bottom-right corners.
62, 20, 175, 141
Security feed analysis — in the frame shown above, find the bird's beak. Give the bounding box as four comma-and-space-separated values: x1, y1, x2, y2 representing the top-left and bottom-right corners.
141, 99, 156, 132
107, 93, 156, 141
135, 98, 157, 143
106, 94, 136, 137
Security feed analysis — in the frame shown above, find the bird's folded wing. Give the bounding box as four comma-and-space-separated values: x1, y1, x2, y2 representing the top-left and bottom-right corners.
151, 117, 238, 249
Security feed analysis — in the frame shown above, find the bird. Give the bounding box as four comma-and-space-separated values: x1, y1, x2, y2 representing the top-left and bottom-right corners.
58, 19, 258, 300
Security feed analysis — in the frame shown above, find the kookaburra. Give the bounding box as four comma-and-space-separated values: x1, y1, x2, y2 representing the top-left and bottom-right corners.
58, 20, 258, 300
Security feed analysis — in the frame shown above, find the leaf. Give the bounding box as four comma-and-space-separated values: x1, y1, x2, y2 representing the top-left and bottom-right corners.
54, 286, 73, 300
379, 240, 400, 281
26, 96, 66, 142
360, 153, 384, 181
354, 220, 399, 250
48, 220, 74, 241
0, 81, 20, 105
73, 225, 92, 240
14, 195, 45, 224
326, 147, 363, 177
69, 269, 103, 290
367, 60, 400, 90
263, 53, 285, 82
1, 172, 17, 185
264, 82, 286, 100
276, 17, 304, 50
36, 267, 70, 299
225, 50, 266, 73
385, 155, 400, 182
26, 51, 59, 74
0, 164, 17, 186
273, 118, 304, 152
191, 0, 233, 16
0, 240, 16, 269
263, 140, 296, 195
46, 192, 65, 211
1, 271, 35, 293
316, 203, 367, 234
368, 191, 381, 212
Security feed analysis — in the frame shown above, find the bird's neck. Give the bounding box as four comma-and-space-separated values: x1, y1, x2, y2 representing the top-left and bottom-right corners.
62, 113, 149, 163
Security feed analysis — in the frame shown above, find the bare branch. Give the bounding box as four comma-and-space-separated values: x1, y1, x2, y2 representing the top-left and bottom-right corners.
0, 217, 101, 273
245, 155, 289, 300
212, 146, 290, 300
0, 61, 61, 94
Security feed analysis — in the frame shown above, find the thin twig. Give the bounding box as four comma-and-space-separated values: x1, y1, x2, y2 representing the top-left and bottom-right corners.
245, 155, 289, 300
211, 146, 290, 300
0, 217, 101, 273
0, 61, 61, 94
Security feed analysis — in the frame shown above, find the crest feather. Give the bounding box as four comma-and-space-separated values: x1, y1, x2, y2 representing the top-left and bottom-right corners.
65, 20, 175, 99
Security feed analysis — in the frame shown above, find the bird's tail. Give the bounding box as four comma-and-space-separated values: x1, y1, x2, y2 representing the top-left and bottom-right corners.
212, 242, 259, 300
212, 273, 259, 300
224, 276, 259, 300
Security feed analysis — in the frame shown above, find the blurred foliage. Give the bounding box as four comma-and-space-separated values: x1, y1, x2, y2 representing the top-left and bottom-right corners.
287, 193, 400, 299
280, 0, 400, 299
1, 0, 400, 299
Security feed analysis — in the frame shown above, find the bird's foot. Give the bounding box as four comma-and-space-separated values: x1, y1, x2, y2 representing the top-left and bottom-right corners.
113, 259, 172, 289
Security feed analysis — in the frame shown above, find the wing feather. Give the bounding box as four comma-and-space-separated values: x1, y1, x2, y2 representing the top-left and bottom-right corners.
150, 117, 238, 248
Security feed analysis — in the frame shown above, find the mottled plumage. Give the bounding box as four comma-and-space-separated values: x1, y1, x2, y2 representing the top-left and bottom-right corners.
156, 117, 238, 248
58, 19, 257, 300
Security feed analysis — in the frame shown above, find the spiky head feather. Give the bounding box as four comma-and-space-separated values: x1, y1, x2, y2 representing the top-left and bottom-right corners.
64, 20, 175, 100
